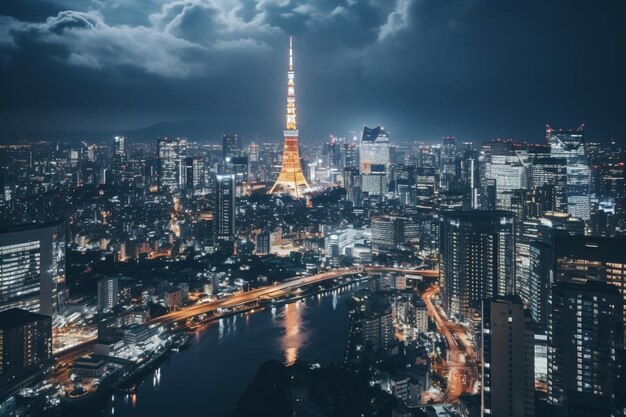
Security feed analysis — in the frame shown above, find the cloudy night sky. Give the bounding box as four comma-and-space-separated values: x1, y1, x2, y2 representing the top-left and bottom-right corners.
0, 0, 624, 143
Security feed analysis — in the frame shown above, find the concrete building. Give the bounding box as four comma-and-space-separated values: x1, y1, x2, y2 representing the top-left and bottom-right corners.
547, 280, 623, 415
439, 211, 515, 321
97, 276, 119, 313
0, 222, 66, 316
481, 296, 534, 417
0, 308, 52, 382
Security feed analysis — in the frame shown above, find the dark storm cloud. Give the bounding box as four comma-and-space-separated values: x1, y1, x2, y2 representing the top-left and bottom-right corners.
0, 0, 624, 142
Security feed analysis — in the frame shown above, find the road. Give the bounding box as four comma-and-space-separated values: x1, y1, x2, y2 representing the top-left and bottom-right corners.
421, 283, 478, 402
150, 266, 438, 326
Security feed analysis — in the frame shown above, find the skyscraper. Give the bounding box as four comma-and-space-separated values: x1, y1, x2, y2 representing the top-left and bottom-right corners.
114, 135, 125, 159
157, 137, 187, 192
0, 308, 52, 382
214, 174, 235, 243
183, 156, 204, 193
554, 235, 626, 339
547, 280, 622, 415
481, 296, 535, 417
440, 136, 458, 192
371, 217, 404, 252
439, 210, 515, 321
479, 141, 528, 210
529, 156, 567, 213
0, 222, 66, 316
359, 125, 390, 197
222, 134, 241, 162
269, 37, 311, 197
97, 276, 119, 313
547, 125, 590, 220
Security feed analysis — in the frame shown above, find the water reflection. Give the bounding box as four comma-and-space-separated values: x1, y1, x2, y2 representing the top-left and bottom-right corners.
281, 302, 305, 365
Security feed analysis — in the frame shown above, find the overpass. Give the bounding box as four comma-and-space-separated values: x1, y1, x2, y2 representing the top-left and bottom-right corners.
149, 266, 438, 326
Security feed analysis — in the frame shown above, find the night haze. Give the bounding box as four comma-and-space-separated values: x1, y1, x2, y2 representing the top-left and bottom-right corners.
0, 0, 625, 142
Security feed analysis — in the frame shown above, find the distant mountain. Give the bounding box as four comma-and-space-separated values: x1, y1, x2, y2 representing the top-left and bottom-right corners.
123, 120, 220, 142
0, 120, 229, 144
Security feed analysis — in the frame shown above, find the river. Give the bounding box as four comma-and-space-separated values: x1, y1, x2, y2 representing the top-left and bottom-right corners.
96, 283, 362, 417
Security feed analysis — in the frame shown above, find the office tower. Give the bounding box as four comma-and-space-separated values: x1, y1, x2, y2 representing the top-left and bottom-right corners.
439, 210, 515, 321
359, 125, 390, 197
222, 134, 241, 162
440, 136, 458, 192
0, 308, 52, 381
157, 137, 186, 192
416, 167, 437, 209
481, 296, 534, 417
269, 37, 311, 197
459, 147, 480, 209
479, 141, 528, 210
547, 280, 622, 415
344, 141, 359, 169
183, 157, 203, 193
114, 136, 125, 159
554, 235, 626, 339
547, 125, 590, 220
214, 174, 235, 242
97, 276, 119, 313
478, 178, 497, 211
527, 241, 552, 330
0, 222, 66, 316
529, 156, 567, 213
395, 165, 416, 206
371, 217, 404, 252
229, 156, 249, 196
343, 167, 362, 206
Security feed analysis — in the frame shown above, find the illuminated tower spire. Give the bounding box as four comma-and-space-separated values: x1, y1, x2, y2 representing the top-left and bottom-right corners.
269, 36, 311, 197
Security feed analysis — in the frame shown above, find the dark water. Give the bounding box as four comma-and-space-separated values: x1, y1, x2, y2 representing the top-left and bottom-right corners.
100, 283, 360, 417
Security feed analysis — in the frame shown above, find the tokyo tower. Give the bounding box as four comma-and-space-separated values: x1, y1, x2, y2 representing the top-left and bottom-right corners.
269, 37, 311, 197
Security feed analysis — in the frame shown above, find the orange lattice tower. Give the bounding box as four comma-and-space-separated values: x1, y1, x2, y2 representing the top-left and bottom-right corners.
269, 37, 312, 198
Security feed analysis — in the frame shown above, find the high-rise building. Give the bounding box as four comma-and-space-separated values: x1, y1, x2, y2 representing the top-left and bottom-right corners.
529, 156, 567, 213
114, 135, 125, 159
528, 241, 552, 330
371, 217, 404, 252
440, 136, 458, 192
439, 210, 515, 321
554, 235, 626, 339
547, 125, 590, 220
222, 134, 241, 162
97, 276, 119, 313
157, 137, 187, 192
359, 126, 390, 197
0, 222, 66, 316
214, 174, 235, 243
343, 166, 362, 206
183, 157, 204, 193
547, 280, 623, 415
479, 141, 528, 210
481, 296, 535, 417
269, 37, 311, 197
0, 308, 52, 382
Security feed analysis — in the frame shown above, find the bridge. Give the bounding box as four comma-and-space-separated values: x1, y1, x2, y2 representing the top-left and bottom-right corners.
149, 266, 438, 326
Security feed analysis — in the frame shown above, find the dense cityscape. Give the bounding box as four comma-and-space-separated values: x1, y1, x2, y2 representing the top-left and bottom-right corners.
0, 2, 625, 417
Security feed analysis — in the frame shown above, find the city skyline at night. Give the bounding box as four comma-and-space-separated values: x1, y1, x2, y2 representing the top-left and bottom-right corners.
0, 2, 625, 417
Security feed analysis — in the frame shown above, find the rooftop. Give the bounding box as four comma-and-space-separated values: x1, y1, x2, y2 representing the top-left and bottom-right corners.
0, 308, 51, 330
